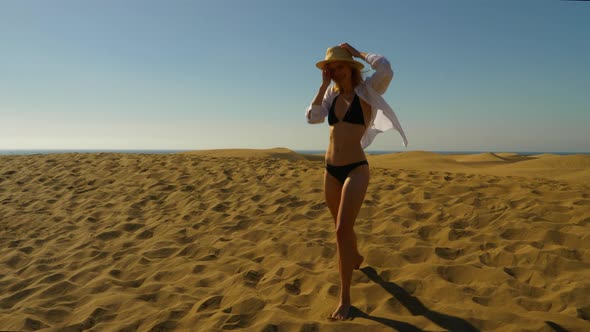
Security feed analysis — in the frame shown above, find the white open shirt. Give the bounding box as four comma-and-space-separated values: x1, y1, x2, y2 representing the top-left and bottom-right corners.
305, 53, 408, 149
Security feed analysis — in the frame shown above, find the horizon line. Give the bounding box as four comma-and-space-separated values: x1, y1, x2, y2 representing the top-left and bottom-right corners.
1, 148, 589, 155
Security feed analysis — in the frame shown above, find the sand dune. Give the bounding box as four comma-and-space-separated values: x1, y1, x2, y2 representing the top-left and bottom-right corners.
480, 154, 590, 185
494, 152, 520, 158
500, 154, 590, 169
182, 148, 323, 162
448, 152, 506, 163
369, 151, 463, 172
369, 151, 590, 186
0, 150, 589, 331
446, 152, 536, 164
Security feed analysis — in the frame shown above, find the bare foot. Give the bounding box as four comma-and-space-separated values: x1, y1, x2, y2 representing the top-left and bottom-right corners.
354, 254, 364, 270
328, 302, 352, 320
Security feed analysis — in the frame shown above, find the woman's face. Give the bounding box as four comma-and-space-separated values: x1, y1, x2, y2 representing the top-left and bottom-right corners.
326, 61, 351, 84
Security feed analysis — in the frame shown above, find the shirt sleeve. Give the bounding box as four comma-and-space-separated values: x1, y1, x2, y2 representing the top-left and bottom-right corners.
363, 53, 394, 95
305, 88, 333, 124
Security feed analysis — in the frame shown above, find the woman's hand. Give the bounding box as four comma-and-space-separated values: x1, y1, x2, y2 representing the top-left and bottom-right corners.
339, 43, 361, 58
321, 69, 332, 87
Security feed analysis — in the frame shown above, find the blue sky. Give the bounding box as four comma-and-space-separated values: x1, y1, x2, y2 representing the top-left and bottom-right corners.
1, 0, 588, 152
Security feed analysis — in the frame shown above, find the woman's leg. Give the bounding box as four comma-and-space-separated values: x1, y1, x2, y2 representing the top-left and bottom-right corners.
330, 164, 369, 320
324, 170, 343, 227
324, 168, 362, 258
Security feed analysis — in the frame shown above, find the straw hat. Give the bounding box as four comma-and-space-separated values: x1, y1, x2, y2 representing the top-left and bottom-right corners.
315, 46, 364, 70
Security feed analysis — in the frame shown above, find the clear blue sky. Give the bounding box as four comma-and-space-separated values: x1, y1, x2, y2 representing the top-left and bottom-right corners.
1, 0, 588, 152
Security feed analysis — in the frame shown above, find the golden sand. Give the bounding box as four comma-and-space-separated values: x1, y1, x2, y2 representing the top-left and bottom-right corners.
1, 149, 589, 331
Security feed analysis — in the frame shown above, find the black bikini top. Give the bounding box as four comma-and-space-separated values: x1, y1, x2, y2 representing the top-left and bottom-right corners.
328, 93, 365, 126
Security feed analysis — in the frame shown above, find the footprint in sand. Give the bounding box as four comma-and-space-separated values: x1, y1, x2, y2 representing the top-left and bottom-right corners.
285, 279, 301, 295
435, 247, 464, 260
192, 265, 206, 273
479, 242, 498, 250
401, 279, 423, 294
120, 223, 144, 232
577, 306, 590, 321
472, 296, 491, 306
261, 324, 279, 332
450, 220, 469, 229
109, 269, 122, 278
448, 229, 474, 241
136, 229, 154, 240
24, 318, 49, 330
18, 246, 33, 254
136, 292, 158, 303
418, 225, 440, 240
436, 265, 480, 285
516, 297, 552, 312
197, 295, 223, 312
401, 247, 431, 263
212, 202, 229, 212
243, 270, 262, 288
96, 230, 122, 241
85, 216, 98, 223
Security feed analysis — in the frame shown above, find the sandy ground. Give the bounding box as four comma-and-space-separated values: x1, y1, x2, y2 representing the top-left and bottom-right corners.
1, 148, 589, 331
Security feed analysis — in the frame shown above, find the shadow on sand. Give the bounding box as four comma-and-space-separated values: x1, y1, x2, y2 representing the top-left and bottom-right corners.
347, 266, 572, 332
347, 266, 479, 332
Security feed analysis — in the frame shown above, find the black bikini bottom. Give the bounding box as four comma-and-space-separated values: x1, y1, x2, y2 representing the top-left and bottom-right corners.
325, 160, 369, 184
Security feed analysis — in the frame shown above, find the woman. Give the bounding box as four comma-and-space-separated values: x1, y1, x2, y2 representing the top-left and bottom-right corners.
305, 43, 408, 320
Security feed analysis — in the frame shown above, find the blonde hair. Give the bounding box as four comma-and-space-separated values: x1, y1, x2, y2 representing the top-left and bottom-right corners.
332, 65, 364, 93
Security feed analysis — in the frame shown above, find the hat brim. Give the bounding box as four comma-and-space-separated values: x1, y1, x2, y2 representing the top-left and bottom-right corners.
316, 59, 364, 70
